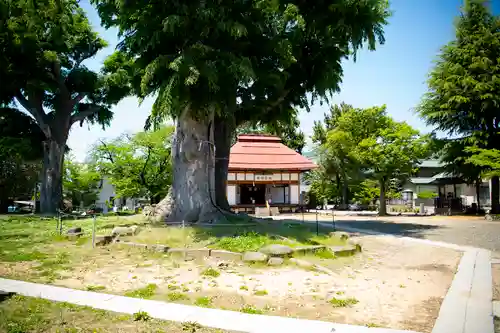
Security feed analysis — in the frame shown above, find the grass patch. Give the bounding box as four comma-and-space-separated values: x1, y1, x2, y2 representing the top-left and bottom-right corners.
329, 297, 359, 308
166, 292, 188, 302
239, 285, 248, 291
201, 267, 220, 278
253, 290, 268, 296
240, 305, 264, 314
366, 323, 382, 328
86, 285, 106, 292
0, 294, 226, 332
313, 248, 335, 259
124, 283, 157, 299
194, 296, 213, 308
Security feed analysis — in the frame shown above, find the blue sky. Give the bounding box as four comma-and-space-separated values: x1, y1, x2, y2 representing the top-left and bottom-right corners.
69, 0, 500, 161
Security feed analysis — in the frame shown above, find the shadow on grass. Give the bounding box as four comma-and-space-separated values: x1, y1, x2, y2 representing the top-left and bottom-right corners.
0, 291, 15, 303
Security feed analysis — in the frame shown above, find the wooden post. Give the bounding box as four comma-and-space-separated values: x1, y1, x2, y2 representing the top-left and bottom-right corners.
92, 215, 96, 248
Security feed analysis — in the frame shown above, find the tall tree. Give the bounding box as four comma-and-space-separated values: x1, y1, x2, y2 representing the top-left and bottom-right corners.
93, 0, 390, 222
418, 0, 500, 212
0, 0, 122, 214
90, 126, 173, 204
355, 118, 429, 215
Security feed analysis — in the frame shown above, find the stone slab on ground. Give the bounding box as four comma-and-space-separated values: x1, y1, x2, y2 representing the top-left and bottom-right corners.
0, 278, 420, 333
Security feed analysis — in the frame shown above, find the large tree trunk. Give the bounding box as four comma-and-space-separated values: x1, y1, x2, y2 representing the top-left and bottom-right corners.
491, 176, 500, 214
40, 139, 65, 214
379, 179, 387, 216
166, 107, 219, 223
214, 115, 233, 211
475, 179, 481, 212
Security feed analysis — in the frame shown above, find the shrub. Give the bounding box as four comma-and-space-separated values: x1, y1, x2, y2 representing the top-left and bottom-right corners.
133, 311, 151, 321
194, 296, 212, 308
201, 267, 220, 278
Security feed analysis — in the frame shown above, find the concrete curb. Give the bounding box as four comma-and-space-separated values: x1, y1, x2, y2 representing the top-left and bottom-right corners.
0, 278, 420, 333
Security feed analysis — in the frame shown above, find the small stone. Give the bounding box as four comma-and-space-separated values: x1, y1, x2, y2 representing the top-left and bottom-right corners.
259, 244, 293, 257
111, 225, 139, 237
242, 251, 268, 263
289, 258, 315, 269
329, 231, 349, 240
267, 257, 284, 266
66, 227, 82, 234
95, 235, 114, 246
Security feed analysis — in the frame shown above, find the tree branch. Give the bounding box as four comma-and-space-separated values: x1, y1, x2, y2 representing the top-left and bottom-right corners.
72, 93, 87, 105
139, 147, 152, 187
15, 92, 51, 138
98, 139, 115, 163
70, 107, 100, 125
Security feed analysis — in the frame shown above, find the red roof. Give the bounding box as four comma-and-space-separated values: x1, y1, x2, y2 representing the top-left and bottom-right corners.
229, 134, 317, 171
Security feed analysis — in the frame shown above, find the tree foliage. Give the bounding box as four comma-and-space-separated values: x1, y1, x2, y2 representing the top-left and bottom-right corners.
236, 109, 305, 153
0, 108, 44, 210
0, 0, 124, 213
90, 126, 174, 203
418, 0, 500, 211
63, 156, 101, 208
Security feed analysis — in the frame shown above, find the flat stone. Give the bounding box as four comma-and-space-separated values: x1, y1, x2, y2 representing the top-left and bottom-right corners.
289, 258, 315, 269
210, 250, 242, 261
292, 245, 326, 255
167, 248, 210, 260
111, 225, 139, 237
267, 257, 284, 266
67, 227, 82, 234
66, 232, 83, 240
259, 244, 293, 257
154, 245, 169, 253
330, 245, 358, 256
242, 251, 268, 263
95, 235, 115, 246
329, 231, 349, 240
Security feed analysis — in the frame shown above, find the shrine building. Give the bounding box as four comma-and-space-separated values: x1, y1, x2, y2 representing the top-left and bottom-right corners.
226, 134, 317, 214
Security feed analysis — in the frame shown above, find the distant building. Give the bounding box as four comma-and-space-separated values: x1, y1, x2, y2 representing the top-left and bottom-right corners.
226, 135, 317, 214
95, 177, 141, 212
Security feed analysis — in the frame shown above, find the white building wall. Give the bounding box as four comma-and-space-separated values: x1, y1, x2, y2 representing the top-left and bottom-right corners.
227, 185, 237, 205
269, 185, 287, 204
290, 185, 299, 204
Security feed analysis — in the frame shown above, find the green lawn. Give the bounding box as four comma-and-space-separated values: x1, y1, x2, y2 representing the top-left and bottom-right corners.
0, 294, 232, 333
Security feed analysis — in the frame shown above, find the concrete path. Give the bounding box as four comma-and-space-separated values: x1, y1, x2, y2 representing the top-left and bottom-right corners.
0, 278, 419, 333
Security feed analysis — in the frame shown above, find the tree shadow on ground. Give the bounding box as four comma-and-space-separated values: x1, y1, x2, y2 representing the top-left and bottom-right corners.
0, 292, 15, 303
314, 218, 443, 238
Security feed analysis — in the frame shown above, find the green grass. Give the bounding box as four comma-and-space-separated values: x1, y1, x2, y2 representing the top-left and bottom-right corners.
329, 297, 359, 308
166, 292, 189, 302
239, 285, 249, 291
239, 305, 264, 314
124, 284, 158, 299
86, 285, 106, 291
0, 294, 227, 333
194, 296, 213, 307
201, 267, 220, 278
253, 290, 268, 296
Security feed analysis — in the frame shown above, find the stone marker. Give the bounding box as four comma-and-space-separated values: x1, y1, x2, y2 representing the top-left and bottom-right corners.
267, 257, 284, 266
259, 244, 293, 257
242, 251, 268, 263
95, 235, 115, 246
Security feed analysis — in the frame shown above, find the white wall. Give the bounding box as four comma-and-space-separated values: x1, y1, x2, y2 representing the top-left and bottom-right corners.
96, 178, 116, 205
290, 185, 299, 204
227, 185, 236, 205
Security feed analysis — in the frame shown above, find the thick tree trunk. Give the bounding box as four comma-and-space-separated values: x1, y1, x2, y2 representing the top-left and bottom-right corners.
379, 179, 387, 216
214, 115, 233, 211
40, 140, 65, 215
491, 176, 500, 214
166, 107, 219, 223
342, 179, 349, 206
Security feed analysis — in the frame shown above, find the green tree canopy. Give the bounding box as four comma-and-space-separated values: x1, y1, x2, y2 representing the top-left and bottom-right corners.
91, 0, 390, 222
90, 126, 174, 204
418, 0, 500, 211
0, 0, 124, 214
63, 156, 101, 209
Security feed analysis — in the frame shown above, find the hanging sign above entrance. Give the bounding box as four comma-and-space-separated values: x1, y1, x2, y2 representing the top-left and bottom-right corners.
255, 174, 273, 181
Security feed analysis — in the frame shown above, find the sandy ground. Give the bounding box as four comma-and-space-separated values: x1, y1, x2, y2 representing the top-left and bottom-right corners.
29, 235, 461, 333
493, 265, 500, 301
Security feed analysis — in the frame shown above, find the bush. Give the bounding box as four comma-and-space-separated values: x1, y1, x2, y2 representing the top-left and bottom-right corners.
417, 191, 437, 199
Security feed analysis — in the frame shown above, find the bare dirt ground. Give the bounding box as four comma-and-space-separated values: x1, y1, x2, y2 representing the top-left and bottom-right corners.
493, 265, 500, 301
33, 235, 461, 333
